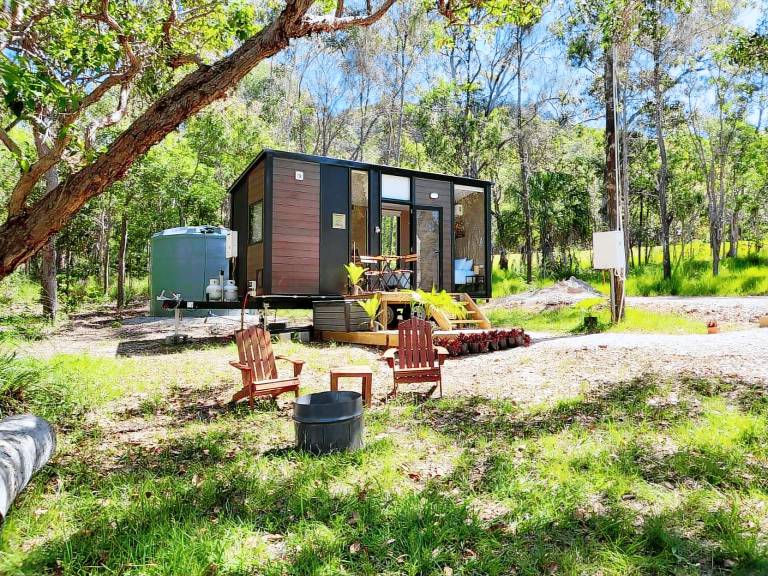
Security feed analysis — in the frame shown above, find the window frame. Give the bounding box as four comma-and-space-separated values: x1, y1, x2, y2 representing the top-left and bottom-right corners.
248, 200, 264, 245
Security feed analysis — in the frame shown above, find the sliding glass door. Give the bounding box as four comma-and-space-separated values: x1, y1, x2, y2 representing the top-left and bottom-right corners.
415, 208, 441, 291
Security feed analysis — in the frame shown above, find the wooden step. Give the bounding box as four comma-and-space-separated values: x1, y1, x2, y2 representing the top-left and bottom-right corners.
450, 319, 482, 325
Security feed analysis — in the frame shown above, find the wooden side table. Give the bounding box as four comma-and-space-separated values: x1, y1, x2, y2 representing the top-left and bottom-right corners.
330, 366, 373, 407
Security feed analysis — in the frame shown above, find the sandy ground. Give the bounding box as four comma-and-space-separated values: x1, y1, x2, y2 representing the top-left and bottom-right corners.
626, 295, 768, 324
15, 298, 768, 409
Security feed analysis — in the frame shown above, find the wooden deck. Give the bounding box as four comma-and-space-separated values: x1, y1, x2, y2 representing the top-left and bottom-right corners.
316, 328, 489, 347
344, 291, 491, 331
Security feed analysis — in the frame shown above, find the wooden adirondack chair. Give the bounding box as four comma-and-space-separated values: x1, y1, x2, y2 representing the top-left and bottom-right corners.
382, 318, 449, 399
229, 325, 304, 407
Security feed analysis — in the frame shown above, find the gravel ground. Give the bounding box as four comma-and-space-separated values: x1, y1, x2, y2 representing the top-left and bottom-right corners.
17, 302, 768, 409
437, 328, 768, 406
627, 295, 768, 324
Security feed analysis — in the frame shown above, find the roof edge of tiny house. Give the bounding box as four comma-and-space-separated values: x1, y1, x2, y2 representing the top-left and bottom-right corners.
226, 148, 494, 195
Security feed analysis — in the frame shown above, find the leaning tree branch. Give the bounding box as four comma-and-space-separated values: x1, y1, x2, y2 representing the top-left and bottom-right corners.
7, 132, 71, 217
7, 0, 143, 207
299, 0, 397, 34
0, 127, 22, 159
85, 81, 131, 148
0, 0, 413, 278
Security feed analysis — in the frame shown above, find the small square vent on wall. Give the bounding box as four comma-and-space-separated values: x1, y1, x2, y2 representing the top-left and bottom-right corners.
295, 170, 304, 181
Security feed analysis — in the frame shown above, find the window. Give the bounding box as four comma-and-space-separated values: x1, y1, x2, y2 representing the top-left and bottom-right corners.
381, 174, 410, 201
381, 213, 400, 256
350, 170, 368, 258
249, 201, 263, 244
453, 185, 485, 289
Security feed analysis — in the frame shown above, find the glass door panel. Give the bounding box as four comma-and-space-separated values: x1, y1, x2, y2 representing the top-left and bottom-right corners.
415, 208, 441, 290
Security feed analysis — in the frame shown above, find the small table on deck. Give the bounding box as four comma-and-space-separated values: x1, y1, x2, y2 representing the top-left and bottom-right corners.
330, 366, 373, 407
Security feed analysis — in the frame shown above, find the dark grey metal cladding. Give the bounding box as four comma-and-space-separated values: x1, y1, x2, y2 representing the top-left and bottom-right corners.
319, 164, 350, 294
313, 300, 369, 332
230, 179, 249, 292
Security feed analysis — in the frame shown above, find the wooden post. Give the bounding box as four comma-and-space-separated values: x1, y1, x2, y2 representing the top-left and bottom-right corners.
604, 43, 625, 322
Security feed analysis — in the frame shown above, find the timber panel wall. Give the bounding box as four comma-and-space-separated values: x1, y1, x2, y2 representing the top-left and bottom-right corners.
246, 160, 265, 293
272, 158, 320, 294
414, 178, 453, 290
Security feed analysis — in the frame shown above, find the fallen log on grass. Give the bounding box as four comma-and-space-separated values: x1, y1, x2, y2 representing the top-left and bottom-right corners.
0, 415, 56, 521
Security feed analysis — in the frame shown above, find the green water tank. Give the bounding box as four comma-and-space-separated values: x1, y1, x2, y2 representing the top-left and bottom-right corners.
149, 226, 231, 317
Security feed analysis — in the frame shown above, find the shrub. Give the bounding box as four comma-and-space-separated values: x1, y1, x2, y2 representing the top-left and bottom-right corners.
0, 352, 88, 426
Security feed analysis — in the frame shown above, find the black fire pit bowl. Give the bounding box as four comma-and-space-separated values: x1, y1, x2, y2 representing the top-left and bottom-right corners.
293, 391, 363, 455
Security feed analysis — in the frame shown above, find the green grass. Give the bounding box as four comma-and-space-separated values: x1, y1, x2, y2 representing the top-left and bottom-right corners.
0, 272, 40, 308
492, 266, 554, 297
1, 349, 767, 575
494, 241, 768, 298
487, 297, 708, 335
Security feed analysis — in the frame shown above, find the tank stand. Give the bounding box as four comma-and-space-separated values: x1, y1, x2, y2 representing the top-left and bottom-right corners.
164, 307, 189, 345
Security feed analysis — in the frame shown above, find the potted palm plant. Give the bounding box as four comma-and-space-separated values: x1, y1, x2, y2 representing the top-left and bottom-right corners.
358, 294, 381, 331
407, 288, 468, 324
344, 262, 367, 295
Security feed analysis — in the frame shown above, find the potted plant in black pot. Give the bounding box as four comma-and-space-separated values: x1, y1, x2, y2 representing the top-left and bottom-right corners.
468, 333, 482, 354
458, 333, 470, 355
344, 262, 367, 296
487, 330, 499, 351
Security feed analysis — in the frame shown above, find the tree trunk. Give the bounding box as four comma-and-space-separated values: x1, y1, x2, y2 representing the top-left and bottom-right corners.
395, 29, 408, 165
498, 248, 508, 271
100, 204, 112, 296
728, 208, 739, 257
0, 0, 395, 280
652, 17, 672, 281
516, 31, 533, 283
637, 193, 644, 267
39, 239, 57, 319
117, 213, 129, 310
39, 165, 59, 319
711, 221, 721, 276
619, 85, 631, 267
604, 44, 625, 321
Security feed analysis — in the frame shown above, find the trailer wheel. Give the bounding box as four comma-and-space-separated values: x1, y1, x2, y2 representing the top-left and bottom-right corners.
380, 305, 398, 329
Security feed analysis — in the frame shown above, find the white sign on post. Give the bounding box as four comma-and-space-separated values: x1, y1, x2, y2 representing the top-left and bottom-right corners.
593, 231, 625, 270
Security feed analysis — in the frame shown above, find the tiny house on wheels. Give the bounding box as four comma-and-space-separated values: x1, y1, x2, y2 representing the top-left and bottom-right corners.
228, 149, 492, 300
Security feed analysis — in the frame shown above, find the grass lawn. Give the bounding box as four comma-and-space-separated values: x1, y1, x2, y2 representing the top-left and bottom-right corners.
492, 241, 768, 298
1, 346, 768, 575
487, 298, 709, 335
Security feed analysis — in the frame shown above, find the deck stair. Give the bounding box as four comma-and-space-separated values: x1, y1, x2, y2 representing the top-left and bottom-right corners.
430, 293, 491, 330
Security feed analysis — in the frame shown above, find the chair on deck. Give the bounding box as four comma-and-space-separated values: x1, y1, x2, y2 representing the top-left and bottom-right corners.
229, 325, 304, 407
359, 255, 383, 292
393, 253, 417, 289
382, 318, 449, 399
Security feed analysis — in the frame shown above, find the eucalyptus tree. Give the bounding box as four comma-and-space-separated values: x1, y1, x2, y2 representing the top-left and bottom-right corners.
684, 34, 752, 275
0, 0, 543, 282
379, 3, 431, 164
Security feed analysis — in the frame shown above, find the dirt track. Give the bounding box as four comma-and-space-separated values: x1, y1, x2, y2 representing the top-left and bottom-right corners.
16, 300, 768, 408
